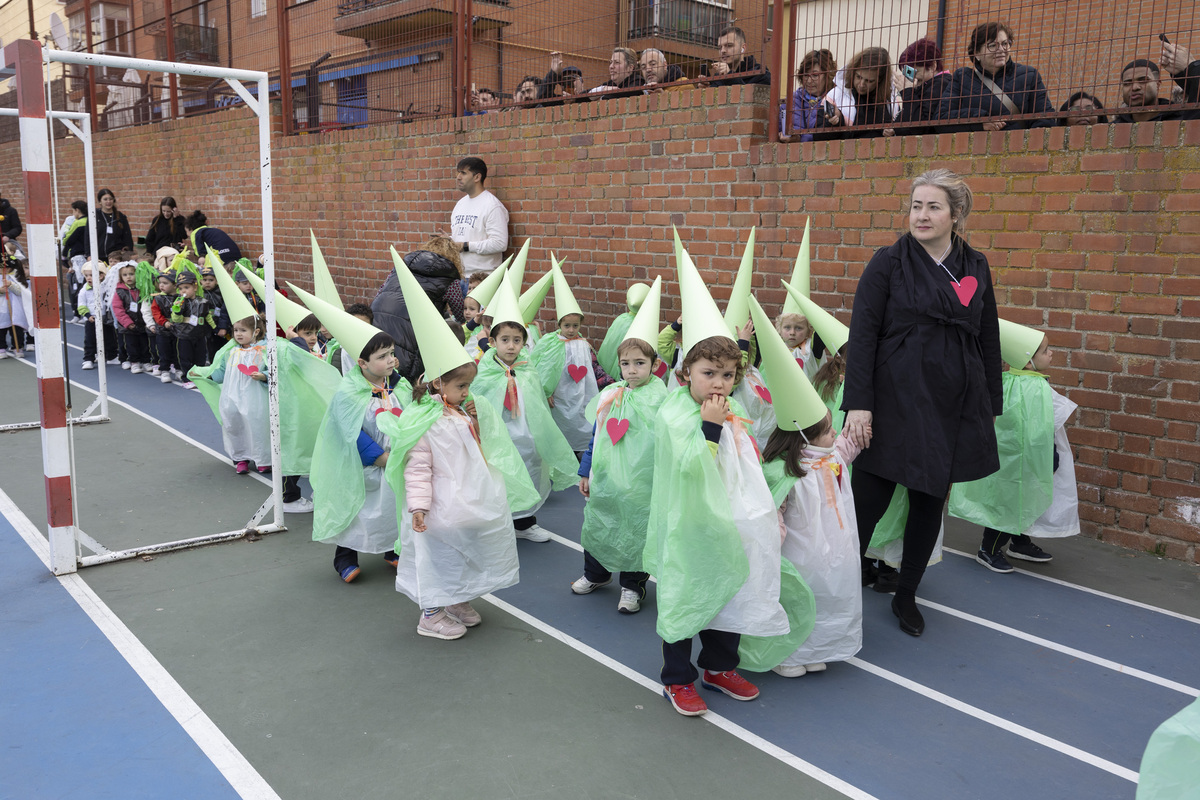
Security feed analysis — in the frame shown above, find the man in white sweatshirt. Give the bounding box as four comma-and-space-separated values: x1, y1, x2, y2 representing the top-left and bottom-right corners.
450, 157, 509, 275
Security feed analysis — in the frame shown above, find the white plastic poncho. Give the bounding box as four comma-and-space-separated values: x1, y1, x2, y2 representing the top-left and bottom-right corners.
217, 344, 272, 466
1025, 389, 1080, 539
323, 389, 400, 554
395, 413, 519, 608
549, 338, 600, 452
732, 364, 778, 446
0, 273, 32, 331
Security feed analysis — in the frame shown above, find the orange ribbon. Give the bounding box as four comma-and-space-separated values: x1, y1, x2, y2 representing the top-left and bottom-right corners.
809, 453, 845, 530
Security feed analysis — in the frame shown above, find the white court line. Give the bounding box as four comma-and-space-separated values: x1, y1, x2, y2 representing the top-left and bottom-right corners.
0, 488, 281, 800
943, 547, 1200, 626
847, 657, 1139, 783
915, 598, 1200, 697
482, 593, 880, 800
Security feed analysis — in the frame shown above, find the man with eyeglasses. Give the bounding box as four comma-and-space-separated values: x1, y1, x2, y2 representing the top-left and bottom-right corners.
1113, 38, 1200, 124
938, 21, 1054, 131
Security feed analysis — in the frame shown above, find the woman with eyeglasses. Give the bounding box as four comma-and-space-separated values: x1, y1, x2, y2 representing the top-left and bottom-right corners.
937, 21, 1055, 131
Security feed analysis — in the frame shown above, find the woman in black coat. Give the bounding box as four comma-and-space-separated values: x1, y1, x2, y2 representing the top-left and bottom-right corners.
370, 240, 462, 383
842, 168, 1002, 637
184, 210, 242, 263
937, 21, 1055, 131
95, 188, 134, 258
895, 39, 953, 136
145, 196, 186, 257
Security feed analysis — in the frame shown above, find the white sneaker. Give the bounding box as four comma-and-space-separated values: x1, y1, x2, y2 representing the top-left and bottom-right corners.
804, 662, 827, 673
416, 609, 467, 640
106, 358, 121, 365
148, 365, 160, 376
160, 372, 172, 384
571, 575, 612, 595
771, 664, 808, 678
618, 588, 641, 614
281, 497, 314, 514
81, 360, 95, 370
515, 524, 552, 542
25, 343, 34, 351
0, 351, 8, 360
130, 363, 143, 374
181, 381, 196, 390
121, 361, 131, 370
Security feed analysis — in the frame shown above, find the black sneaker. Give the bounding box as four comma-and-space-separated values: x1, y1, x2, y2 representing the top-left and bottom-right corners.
1007, 540, 1053, 563
976, 549, 1015, 574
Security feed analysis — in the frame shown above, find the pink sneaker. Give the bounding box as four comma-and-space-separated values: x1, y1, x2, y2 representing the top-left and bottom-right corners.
235, 461, 249, 474
445, 602, 481, 627
417, 609, 467, 640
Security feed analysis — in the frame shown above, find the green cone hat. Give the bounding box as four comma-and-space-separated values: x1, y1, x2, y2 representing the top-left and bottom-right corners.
240, 268, 311, 332
677, 246, 734, 358
626, 282, 651, 312
209, 251, 258, 325
388, 246, 471, 380
782, 218, 812, 315
622, 276, 662, 351
551, 255, 584, 321
504, 239, 533, 297
289, 282, 386, 364
782, 280, 849, 354
466, 256, 511, 308
998, 317, 1046, 370
520, 268, 555, 325
749, 296, 828, 432
311, 231, 344, 311
486, 272, 525, 331
723, 226, 756, 333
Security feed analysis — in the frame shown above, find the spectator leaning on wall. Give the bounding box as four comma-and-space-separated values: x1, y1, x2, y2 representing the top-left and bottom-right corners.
702, 26, 771, 86
513, 76, 541, 104
937, 21, 1055, 131
640, 49, 686, 92
589, 47, 645, 97
449, 157, 509, 276
1113, 39, 1200, 123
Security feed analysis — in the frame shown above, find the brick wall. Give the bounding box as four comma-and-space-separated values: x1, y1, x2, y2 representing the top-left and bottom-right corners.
2, 86, 1197, 561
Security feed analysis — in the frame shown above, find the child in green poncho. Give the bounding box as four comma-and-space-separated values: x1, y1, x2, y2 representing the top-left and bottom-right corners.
325, 303, 374, 376
571, 337, 666, 614
950, 333, 1079, 574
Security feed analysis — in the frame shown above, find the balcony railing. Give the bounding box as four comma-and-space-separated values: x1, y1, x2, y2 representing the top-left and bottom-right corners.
154, 22, 219, 63
628, 0, 732, 47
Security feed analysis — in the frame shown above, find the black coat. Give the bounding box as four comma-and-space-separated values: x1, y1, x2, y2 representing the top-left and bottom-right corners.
899, 72, 953, 135
937, 60, 1055, 130
370, 250, 460, 382
191, 226, 242, 263
704, 54, 771, 87
1112, 61, 1200, 123
0, 198, 22, 241
842, 234, 1002, 497
95, 208, 134, 257
145, 215, 186, 257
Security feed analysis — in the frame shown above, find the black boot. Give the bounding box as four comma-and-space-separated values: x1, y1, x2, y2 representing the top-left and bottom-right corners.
873, 563, 900, 594
892, 589, 924, 637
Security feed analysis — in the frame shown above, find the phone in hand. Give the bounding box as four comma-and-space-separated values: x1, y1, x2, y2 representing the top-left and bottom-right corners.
823, 100, 837, 119
902, 65, 917, 81
1159, 33, 1171, 43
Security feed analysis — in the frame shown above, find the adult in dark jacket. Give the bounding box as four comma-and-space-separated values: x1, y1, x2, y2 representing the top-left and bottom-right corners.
589, 47, 645, 98
1112, 40, 1200, 124
937, 22, 1054, 131
817, 47, 898, 139
95, 188, 134, 258
640, 49, 687, 91
703, 26, 771, 86
370, 245, 461, 382
896, 39, 953, 136
0, 195, 22, 243
184, 210, 242, 263
145, 196, 187, 257
842, 169, 1002, 638
537, 53, 586, 106
1058, 92, 1108, 126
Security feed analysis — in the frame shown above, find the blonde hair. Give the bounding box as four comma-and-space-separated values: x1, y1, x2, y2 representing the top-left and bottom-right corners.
419, 236, 464, 277
911, 168, 973, 236
774, 312, 810, 341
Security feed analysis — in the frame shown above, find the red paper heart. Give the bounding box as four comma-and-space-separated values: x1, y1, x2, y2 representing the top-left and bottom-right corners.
236, 363, 260, 377
953, 275, 978, 307
653, 360, 669, 378
795, 357, 804, 369
754, 385, 773, 404
606, 417, 630, 445
567, 364, 588, 383
374, 407, 403, 417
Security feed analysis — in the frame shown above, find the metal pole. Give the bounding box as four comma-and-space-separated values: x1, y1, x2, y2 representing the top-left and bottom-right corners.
276, 0, 293, 135
82, 0, 98, 122
257, 73, 285, 529
767, 0, 786, 142
465, 0, 474, 115
79, 114, 106, 419
782, 1, 798, 138
27, 0, 37, 40
936, 0, 947, 50
162, 0, 180, 119
452, 0, 463, 116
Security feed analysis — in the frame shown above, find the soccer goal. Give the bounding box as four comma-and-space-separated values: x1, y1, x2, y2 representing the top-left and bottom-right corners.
3, 39, 287, 575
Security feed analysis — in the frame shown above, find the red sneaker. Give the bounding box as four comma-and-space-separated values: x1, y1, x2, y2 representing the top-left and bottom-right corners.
701, 670, 760, 701
662, 683, 708, 716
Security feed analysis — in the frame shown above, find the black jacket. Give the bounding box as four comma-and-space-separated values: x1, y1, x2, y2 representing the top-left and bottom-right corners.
145, 215, 186, 257
191, 227, 242, 263
370, 250, 460, 382
703, 55, 771, 87
899, 73, 953, 135
842, 234, 1002, 496
95, 208, 134, 258
814, 89, 897, 140
937, 60, 1055, 130
63, 218, 90, 259
591, 70, 646, 100
1112, 61, 1200, 123
0, 198, 22, 241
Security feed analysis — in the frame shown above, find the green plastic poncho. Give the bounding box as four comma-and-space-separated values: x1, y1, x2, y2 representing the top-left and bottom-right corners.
580, 379, 667, 572
472, 350, 580, 493
737, 559, 816, 672
1137, 697, 1200, 800
949, 369, 1055, 534
191, 338, 343, 474
530, 331, 567, 397
596, 312, 635, 379
643, 388, 751, 642
823, 381, 846, 435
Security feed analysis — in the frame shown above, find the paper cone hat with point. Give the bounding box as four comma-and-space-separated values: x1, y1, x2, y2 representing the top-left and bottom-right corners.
998, 317, 1046, 370
486, 271, 525, 331
389, 246, 471, 380
289, 282, 386, 364
209, 251, 258, 325
626, 282, 651, 312
504, 239, 533, 297
782, 280, 850, 354
622, 276, 662, 349
310, 231, 343, 311
723, 227, 757, 333
749, 296, 828, 433
551, 255, 583, 322
781, 218, 812, 315
520, 268, 555, 325
677, 245, 734, 358
466, 256, 511, 308
240, 267, 311, 332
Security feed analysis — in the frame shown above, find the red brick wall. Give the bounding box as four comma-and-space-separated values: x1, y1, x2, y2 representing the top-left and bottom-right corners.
2, 86, 1197, 561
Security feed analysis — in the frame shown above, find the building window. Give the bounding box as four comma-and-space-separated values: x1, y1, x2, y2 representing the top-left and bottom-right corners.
251, 0, 266, 17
